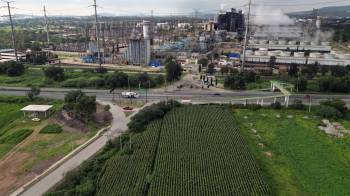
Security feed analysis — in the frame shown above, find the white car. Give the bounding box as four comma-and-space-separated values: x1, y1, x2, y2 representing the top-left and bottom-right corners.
121, 92, 140, 99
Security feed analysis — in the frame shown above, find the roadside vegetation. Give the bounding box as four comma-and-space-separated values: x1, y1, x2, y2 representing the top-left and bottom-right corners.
0, 63, 165, 89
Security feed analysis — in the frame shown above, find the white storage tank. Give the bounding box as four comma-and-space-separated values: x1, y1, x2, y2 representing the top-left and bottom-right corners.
246, 50, 253, 55
268, 51, 281, 56
288, 40, 297, 45
249, 40, 255, 44
324, 53, 335, 59
254, 50, 267, 56
300, 41, 310, 45
278, 40, 287, 45
339, 54, 350, 60
310, 52, 322, 58
281, 51, 291, 57
269, 40, 277, 45
294, 52, 305, 57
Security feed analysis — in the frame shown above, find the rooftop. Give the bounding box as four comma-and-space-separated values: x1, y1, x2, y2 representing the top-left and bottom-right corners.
21, 105, 53, 112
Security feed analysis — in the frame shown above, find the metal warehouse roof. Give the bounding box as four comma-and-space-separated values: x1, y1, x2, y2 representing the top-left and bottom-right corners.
21, 105, 53, 112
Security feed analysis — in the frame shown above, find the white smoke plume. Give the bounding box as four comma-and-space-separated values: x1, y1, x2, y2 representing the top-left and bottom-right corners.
252, 6, 295, 26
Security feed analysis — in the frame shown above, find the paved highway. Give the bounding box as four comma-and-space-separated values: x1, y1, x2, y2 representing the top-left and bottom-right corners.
0, 86, 349, 105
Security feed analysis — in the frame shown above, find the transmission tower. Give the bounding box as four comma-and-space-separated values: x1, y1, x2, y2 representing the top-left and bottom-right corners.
92, 0, 102, 67
2, 0, 18, 61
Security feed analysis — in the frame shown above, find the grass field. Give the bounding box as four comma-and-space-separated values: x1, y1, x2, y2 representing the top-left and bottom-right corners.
235, 109, 350, 195
96, 106, 270, 196
0, 102, 29, 158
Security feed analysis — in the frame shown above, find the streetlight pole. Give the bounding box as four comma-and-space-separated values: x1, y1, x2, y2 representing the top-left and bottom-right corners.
93, 0, 102, 68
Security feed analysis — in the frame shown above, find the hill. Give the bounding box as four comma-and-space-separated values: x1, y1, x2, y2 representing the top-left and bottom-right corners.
289, 5, 350, 18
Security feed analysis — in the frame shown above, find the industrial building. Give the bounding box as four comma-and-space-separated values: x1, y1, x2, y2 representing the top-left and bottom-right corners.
124, 21, 151, 65
217, 8, 244, 35
0, 49, 25, 63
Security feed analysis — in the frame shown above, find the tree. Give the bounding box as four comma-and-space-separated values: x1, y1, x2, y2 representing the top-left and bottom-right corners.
0, 61, 25, 77
268, 56, 276, 69
320, 65, 329, 76
302, 62, 319, 79
288, 64, 299, 77
44, 66, 65, 81
330, 66, 348, 77
26, 86, 40, 101
198, 58, 209, 67
244, 70, 257, 83
106, 72, 128, 89
321, 99, 348, 117
224, 74, 246, 90
165, 60, 182, 82
64, 90, 96, 121
207, 64, 215, 75
295, 77, 308, 92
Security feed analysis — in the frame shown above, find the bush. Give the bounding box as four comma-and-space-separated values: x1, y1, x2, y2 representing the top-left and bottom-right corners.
89, 77, 105, 88
44, 66, 65, 81
0, 129, 33, 144
128, 100, 181, 133
320, 99, 348, 116
270, 102, 282, 109
40, 124, 63, 134
290, 99, 306, 110
246, 104, 262, 111
0, 61, 25, 76
314, 105, 342, 119
95, 67, 108, 74
62, 78, 87, 88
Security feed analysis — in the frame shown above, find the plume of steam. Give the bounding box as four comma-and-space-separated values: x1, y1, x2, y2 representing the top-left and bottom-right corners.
252, 6, 295, 26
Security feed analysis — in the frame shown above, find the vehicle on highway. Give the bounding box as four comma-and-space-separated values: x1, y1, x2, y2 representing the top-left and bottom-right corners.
121, 92, 140, 99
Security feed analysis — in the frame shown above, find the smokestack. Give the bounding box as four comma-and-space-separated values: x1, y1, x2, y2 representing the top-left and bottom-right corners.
143, 20, 151, 40
316, 16, 321, 29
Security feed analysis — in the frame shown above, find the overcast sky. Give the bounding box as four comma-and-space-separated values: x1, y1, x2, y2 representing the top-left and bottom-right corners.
0, 0, 349, 16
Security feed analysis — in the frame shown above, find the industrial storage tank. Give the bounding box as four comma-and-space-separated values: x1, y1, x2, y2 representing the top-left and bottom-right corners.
281, 51, 291, 57
249, 40, 255, 44
294, 52, 305, 57
254, 50, 268, 56
300, 41, 310, 45
269, 40, 277, 45
339, 54, 350, 60
288, 41, 297, 45
246, 50, 253, 55
324, 53, 335, 59
309, 52, 322, 58
268, 51, 281, 56
278, 40, 287, 45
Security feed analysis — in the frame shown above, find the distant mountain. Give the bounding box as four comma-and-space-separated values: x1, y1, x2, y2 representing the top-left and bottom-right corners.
289, 5, 350, 18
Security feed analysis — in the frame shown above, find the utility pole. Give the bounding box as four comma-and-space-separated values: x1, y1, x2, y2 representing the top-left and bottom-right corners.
241, 0, 252, 72
93, 0, 102, 68
3, 0, 18, 62
43, 5, 50, 45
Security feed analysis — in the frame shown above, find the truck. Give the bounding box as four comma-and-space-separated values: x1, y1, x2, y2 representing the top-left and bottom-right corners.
121, 92, 140, 99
